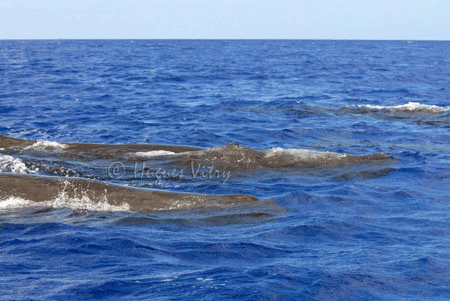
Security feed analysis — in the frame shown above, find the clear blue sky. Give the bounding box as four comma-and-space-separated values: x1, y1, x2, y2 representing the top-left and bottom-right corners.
1, 0, 449, 40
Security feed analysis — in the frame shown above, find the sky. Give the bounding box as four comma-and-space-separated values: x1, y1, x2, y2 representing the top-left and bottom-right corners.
0, 0, 449, 40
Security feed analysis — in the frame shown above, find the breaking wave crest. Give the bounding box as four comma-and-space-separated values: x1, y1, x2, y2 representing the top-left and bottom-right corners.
133, 150, 177, 157
0, 196, 33, 211
354, 102, 450, 113
25, 140, 69, 151
0, 155, 38, 174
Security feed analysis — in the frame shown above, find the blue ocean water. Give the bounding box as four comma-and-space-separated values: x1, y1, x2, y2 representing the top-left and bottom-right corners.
1, 40, 450, 300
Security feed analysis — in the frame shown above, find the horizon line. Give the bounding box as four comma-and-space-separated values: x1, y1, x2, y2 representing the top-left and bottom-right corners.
1, 38, 449, 42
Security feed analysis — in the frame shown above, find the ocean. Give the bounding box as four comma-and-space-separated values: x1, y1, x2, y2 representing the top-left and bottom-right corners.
1, 40, 450, 300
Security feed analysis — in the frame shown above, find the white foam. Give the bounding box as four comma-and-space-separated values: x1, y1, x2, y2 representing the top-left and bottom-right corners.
0, 182, 130, 213
0, 197, 33, 211
357, 102, 450, 113
25, 140, 68, 150
0, 155, 38, 174
41, 181, 130, 212
133, 150, 176, 157
265, 147, 347, 160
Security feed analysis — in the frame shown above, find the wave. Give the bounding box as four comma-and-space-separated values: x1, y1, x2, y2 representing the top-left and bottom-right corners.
115, 210, 279, 226
284, 101, 450, 123
244, 101, 449, 123
134, 150, 177, 157
25, 140, 68, 150
0, 196, 33, 210
0, 155, 38, 174
0, 174, 260, 212
355, 102, 450, 113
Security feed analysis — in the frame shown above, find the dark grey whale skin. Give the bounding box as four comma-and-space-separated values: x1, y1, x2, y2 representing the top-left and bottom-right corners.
0, 134, 391, 212
0, 135, 391, 170
0, 174, 261, 212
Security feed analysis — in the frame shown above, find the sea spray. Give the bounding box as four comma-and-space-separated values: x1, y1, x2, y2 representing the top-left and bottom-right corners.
43, 180, 131, 212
